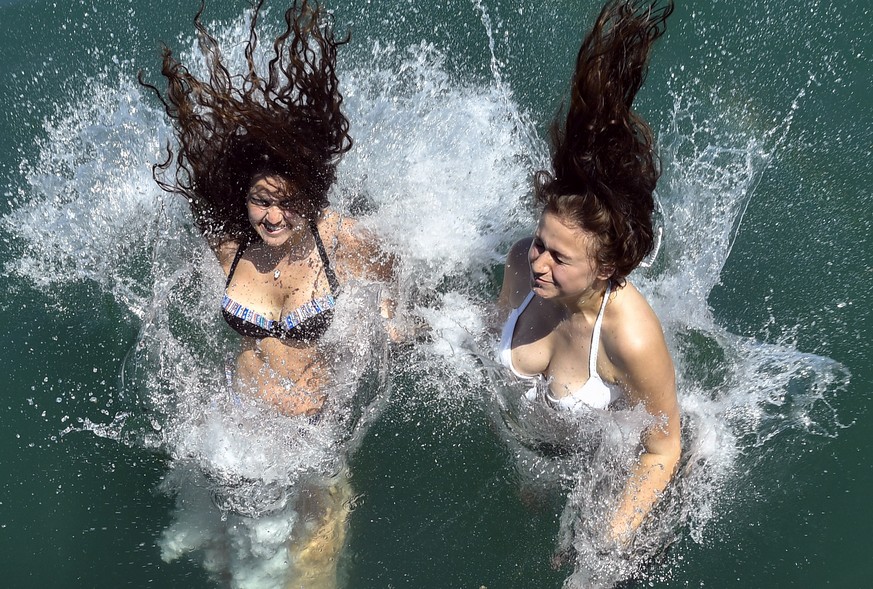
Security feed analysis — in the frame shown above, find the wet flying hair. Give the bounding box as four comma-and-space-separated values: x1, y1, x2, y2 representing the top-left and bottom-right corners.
535, 0, 673, 286
140, 0, 352, 243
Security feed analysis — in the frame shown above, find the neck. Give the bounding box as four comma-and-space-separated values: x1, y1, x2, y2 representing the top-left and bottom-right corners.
560, 280, 609, 317
282, 232, 316, 261
260, 230, 316, 266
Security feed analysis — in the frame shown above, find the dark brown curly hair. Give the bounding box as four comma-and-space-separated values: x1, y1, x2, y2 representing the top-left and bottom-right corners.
140, 0, 352, 244
535, 0, 673, 286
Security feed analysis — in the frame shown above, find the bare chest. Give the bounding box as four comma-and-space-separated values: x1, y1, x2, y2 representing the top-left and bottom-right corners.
511, 311, 591, 371
225, 257, 331, 320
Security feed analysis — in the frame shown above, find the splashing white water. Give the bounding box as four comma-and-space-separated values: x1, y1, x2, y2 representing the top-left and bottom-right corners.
2, 5, 540, 585
338, 40, 539, 285
1, 4, 851, 589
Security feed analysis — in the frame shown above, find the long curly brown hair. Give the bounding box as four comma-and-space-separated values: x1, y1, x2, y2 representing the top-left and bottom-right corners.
535, 0, 673, 286
140, 0, 352, 244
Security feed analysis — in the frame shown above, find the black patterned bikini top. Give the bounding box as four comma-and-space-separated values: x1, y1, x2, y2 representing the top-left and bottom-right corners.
221, 220, 341, 342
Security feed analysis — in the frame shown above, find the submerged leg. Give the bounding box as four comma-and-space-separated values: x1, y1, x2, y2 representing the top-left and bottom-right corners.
285, 472, 353, 589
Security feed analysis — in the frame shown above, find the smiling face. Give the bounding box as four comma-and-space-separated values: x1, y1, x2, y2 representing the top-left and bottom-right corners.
245, 174, 307, 247
528, 209, 612, 302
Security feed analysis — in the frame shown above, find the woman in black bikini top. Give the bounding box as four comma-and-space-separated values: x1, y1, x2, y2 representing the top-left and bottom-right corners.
140, 3, 394, 587
141, 0, 393, 416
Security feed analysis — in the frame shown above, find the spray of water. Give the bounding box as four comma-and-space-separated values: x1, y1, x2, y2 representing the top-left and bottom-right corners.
1, 3, 851, 588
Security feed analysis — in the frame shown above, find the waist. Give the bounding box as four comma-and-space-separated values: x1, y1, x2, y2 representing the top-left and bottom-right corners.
231, 346, 330, 416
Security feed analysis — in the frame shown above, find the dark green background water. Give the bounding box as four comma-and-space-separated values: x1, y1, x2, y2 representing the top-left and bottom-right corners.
1, 0, 870, 587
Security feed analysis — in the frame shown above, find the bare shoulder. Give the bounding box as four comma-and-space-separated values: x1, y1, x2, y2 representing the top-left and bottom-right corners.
313, 208, 346, 239
601, 283, 675, 404
498, 237, 533, 310
603, 283, 667, 359
317, 209, 369, 246
209, 236, 241, 276
604, 282, 663, 338
318, 209, 393, 281
507, 237, 533, 263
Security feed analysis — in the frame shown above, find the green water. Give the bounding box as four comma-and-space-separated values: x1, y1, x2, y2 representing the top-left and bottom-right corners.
1, 0, 870, 587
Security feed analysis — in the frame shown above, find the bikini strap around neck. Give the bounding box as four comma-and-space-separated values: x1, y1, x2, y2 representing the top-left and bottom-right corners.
225, 225, 339, 294
516, 290, 536, 315
588, 282, 612, 378
309, 218, 341, 295
225, 239, 250, 288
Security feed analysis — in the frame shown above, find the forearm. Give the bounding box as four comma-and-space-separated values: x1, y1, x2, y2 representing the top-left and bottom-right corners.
609, 449, 679, 545
378, 290, 406, 343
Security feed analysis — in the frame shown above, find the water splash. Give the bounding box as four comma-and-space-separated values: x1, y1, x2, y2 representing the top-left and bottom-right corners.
338, 39, 541, 287
2, 3, 852, 588
1, 71, 170, 313
463, 5, 851, 589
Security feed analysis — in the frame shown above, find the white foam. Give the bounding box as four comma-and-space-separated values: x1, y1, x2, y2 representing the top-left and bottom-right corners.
2, 5, 851, 588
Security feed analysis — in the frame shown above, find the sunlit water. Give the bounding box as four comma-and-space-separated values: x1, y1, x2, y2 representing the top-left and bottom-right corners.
0, 2, 854, 588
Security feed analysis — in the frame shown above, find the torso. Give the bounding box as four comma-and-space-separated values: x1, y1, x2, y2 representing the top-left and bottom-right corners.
499, 287, 624, 411
216, 211, 355, 411
211, 209, 391, 415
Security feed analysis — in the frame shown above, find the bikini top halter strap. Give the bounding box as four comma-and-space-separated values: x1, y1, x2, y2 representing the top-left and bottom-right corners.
588, 282, 612, 378
225, 238, 248, 289
309, 219, 340, 294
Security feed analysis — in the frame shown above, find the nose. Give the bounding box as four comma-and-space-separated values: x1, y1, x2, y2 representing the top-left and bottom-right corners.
529, 245, 550, 275
264, 205, 285, 223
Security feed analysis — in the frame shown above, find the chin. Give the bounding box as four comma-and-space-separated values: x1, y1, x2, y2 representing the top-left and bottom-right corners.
531, 283, 554, 297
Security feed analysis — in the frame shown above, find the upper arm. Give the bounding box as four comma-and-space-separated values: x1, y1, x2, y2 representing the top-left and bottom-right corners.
208, 236, 240, 276
333, 217, 395, 284
609, 306, 680, 460
331, 217, 401, 333
497, 238, 533, 312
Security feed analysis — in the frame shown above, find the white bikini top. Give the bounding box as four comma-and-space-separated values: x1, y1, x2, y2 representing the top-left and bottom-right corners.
498, 284, 623, 412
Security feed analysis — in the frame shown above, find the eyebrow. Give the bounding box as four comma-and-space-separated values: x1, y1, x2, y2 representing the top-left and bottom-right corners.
534, 235, 573, 261
247, 187, 294, 203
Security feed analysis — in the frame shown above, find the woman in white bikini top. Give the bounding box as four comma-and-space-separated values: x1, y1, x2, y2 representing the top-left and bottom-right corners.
496, 207, 679, 552
494, 0, 680, 550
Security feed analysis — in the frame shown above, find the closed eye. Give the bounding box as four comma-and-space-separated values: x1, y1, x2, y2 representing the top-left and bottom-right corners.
248, 197, 270, 207
532, 237, 570, 264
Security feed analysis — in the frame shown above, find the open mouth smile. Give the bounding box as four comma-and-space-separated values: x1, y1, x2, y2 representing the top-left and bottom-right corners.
262, 221, 286, 234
